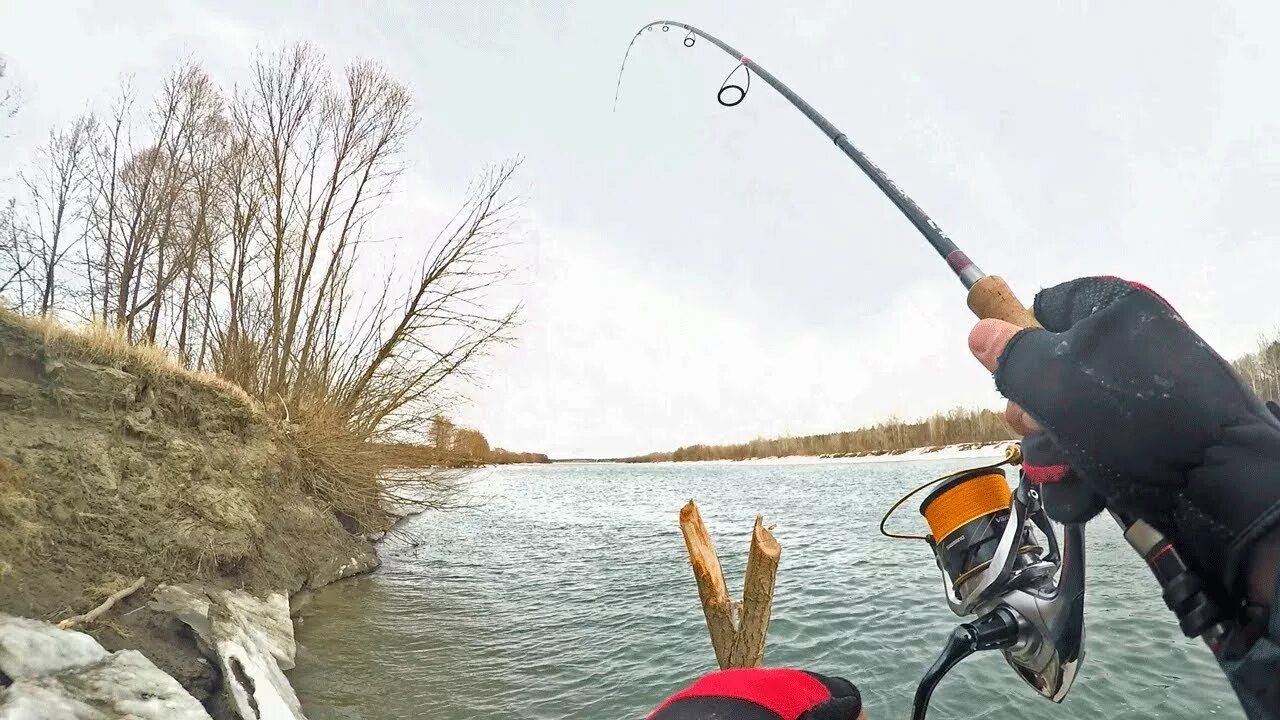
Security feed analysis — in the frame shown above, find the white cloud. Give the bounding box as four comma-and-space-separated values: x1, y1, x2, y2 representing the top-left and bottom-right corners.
455, 219, 1000, 457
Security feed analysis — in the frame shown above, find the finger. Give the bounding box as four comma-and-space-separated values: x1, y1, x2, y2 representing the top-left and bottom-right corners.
1033, 276, 1135, 331
1004, 401, 1040, 436
968, 318, 1024, 373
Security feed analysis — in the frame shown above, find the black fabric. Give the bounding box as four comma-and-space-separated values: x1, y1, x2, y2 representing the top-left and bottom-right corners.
1020, 433, 1107, 523
652, 697, 783, 720
992, 277, 1280, 596
798, 673, 862, 720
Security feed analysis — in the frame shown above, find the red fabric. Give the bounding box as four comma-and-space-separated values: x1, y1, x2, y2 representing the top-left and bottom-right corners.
1023, 462, 1070, 484
649, 668, 832, 720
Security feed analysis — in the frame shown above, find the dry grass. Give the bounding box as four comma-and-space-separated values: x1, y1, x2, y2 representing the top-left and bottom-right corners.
374, 442, 484, 469
0, 307, 257, 409
0, 306, 476, 534
0, 457, 41, 558
282, 404, 389, 531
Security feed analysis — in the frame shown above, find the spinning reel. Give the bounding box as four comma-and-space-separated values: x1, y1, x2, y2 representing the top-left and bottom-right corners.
881, 446, 1085, 719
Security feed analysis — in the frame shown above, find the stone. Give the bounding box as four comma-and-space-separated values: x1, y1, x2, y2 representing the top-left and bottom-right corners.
0, 649, 211, 720
150, 584, 306, 720
0, 615, 108, 679
0, 615, 210, 720
307, 549, 380, 589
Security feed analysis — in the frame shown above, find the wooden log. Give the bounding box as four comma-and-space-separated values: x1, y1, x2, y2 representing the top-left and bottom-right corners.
679, 501, 781, 669
679, 500, 738, 668
58, 576, 147, 629
728, 516, 780, 668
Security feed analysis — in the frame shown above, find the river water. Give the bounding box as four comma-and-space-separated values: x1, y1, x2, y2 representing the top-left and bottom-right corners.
288, 459, 1243, 720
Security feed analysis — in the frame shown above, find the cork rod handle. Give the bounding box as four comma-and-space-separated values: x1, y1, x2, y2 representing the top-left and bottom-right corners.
966, 275, 1041, 329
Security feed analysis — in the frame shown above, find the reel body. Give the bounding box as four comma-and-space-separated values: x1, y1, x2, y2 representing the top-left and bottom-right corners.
883, 449, 1086, 719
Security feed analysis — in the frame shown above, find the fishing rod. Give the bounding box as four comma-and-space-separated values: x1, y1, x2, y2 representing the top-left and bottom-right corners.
617, 19, 1238, 720
614, 19, 1037, 328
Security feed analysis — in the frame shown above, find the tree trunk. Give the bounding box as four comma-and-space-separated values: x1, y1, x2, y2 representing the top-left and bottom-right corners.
678, 501, 780, 669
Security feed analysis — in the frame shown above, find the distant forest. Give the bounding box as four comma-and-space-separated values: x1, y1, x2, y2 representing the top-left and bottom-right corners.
378, 415, 550, 468
621, 334, 1280, 464
618, 407, 1012, 463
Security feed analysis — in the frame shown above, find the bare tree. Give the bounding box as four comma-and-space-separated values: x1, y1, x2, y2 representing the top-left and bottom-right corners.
331, 160, 523, 438
1234, 336, 1280, 402
82, 82, 134, 321
0, 57, 20, 140
14, 115, 94, 313
0, 199, 32, 299
3, 48, 526, 521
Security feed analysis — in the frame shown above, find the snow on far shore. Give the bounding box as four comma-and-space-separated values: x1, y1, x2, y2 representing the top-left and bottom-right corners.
634, 441, 1013, 467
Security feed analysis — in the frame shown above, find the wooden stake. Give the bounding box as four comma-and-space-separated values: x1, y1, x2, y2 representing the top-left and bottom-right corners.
679, 501, 780, 668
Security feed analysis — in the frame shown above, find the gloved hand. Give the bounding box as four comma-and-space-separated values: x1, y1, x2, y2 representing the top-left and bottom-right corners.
967, 276, 1280, 601
649, 668, 864, 720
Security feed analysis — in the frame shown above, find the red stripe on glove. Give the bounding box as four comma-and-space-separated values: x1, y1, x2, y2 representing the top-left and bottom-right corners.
1023, 463, 1070, 484
649, 668, 832, 720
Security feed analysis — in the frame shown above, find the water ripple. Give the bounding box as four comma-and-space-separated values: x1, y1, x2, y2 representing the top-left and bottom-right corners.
290, 461, 1242, 720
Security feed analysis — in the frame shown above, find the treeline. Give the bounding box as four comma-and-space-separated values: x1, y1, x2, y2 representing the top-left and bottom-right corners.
378, 415, 549, 468
620, 407, 1013, 463
1233, 336, 1280, 403
0, 46, 521, 526
623, 332, 1280, 464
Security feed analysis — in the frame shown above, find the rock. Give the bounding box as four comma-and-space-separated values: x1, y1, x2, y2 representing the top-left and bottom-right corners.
122, 407, 155, 438
150, 584, 306, 720
188, 486, 259, 530
0, 649, 211, 720
0, 378, 37, 413
307, 548, 380, 589
41, 358, 65, 377
0, 615, 108, 678
288, 591, 313, 618
0, 614, 210, 720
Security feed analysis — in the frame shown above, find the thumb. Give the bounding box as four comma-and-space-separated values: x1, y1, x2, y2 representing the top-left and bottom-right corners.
968, 319, 1026, 374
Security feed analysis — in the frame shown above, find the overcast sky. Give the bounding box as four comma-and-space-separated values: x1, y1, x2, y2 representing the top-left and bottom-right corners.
3, 1, 1278, 457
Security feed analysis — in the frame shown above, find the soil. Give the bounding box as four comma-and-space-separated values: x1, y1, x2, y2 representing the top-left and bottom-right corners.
0, 314, 375, 704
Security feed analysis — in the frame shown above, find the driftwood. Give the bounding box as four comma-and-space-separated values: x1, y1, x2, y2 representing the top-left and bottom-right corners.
679, 501, 780, 668
58, 576, 147, 629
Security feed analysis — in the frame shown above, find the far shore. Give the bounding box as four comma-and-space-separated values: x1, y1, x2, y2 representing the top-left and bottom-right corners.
549, 441, 1014, 466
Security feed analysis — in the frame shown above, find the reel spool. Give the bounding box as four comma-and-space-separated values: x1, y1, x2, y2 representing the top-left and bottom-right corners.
919, 466, 1052, 614
880, 446, 1085, 720
920, 468, 1016, 603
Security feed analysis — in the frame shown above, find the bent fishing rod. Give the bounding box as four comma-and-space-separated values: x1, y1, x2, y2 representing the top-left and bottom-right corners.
614, 19, 1037, 328
617, 19, 1238, 719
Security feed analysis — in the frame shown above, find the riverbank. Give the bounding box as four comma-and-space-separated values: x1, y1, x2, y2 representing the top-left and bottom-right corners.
0, 310, 388, 716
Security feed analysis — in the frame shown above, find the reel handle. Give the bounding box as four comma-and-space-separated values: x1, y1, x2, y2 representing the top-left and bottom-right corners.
966, 275, 1041, 329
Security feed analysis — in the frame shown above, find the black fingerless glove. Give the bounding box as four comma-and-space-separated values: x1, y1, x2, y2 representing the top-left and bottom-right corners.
993, 277, 1280, 597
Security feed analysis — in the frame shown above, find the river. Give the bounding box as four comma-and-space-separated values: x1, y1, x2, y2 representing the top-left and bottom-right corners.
288, 459, 1243, 720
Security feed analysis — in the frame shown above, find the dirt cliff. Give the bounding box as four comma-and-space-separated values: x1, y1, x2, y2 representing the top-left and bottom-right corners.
0, 310, 376, 704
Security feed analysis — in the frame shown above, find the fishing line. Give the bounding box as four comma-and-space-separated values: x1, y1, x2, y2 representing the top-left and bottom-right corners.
717, 63, 750, 107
